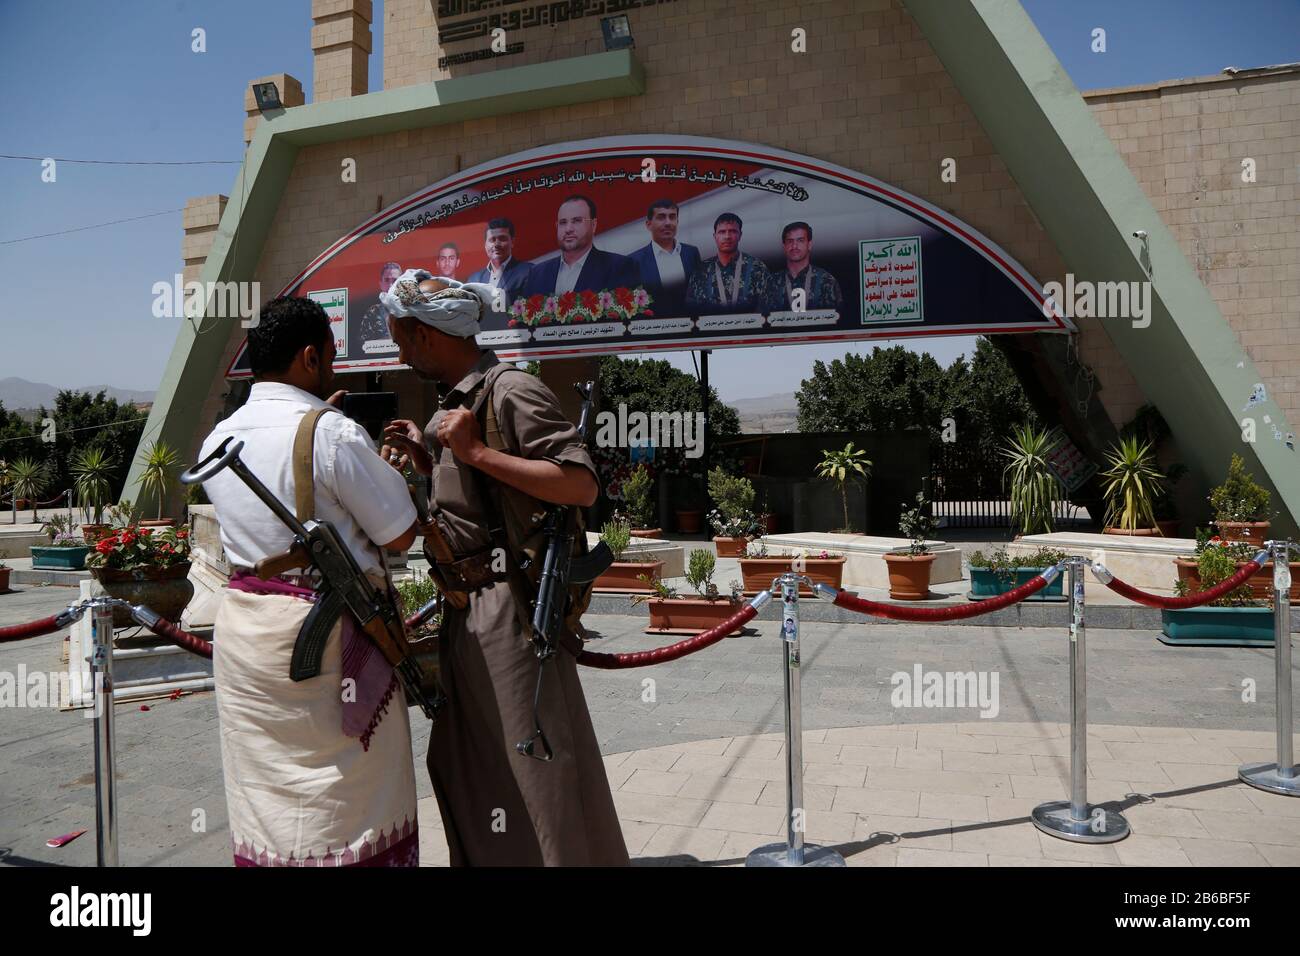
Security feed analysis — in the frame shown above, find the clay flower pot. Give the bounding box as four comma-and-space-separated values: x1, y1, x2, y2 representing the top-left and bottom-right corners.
80, 523, 111, 543
645, 597, 747, 636
1215, 520, 1270, 547
139, 519, 177, 530
712, 536, 748, 558
1171, 556, 1298, 603
675, 510, 703, 534
1103, 526, 1161, 536
593, 560, 664, 593
739, 556, 846, 595
629, 528, 662, 539
883, 552, 936, 601
90, 562, 194, 631
0, 567, 11, 593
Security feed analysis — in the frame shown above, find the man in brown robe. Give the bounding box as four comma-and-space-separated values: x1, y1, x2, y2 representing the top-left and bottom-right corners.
378, 270, 628, 866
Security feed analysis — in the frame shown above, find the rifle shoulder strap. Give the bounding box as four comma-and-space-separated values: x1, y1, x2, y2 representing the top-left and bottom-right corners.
293, 407, 338, 523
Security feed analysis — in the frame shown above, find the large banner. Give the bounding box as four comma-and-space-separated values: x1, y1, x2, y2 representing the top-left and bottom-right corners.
227, 135, 1070, 377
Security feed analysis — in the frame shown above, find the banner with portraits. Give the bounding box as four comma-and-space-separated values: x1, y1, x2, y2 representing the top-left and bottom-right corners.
226, 135, 1069, 377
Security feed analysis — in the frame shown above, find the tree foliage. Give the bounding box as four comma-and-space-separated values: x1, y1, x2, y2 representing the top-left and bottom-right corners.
795, 339, 1038, 478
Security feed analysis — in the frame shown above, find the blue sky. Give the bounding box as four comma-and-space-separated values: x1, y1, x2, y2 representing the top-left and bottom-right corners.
1, 0, 1297, 399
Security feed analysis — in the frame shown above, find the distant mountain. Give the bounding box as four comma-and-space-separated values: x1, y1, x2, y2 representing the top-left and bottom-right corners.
730, 392, 799, 434
0, 377, 156, 410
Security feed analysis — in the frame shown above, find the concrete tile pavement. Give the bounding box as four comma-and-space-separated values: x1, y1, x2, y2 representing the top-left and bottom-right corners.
2, 586, 1297, 867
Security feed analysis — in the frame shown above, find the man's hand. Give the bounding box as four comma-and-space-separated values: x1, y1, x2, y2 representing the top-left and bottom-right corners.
326, 389, 348, 408
435, 409, 485, 462
382, 419, 433, 476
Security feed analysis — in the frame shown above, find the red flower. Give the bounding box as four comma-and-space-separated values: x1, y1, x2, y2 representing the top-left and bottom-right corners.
95, 538, 116, 555
507, 318, 519, 328
526, 294, 545, 312
176, 530, 189, 539
615, 288, 634, 309
579, 290, 599, 309
141, 528, 152, 537
120, 532, 137, 546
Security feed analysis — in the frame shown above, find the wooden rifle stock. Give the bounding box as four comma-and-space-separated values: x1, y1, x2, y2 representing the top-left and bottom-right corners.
255, 543, 311, 579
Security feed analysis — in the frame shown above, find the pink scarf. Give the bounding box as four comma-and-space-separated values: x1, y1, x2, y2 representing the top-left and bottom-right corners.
228, 571, 400, 751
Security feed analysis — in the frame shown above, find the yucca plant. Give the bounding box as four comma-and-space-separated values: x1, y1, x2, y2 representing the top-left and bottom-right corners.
71, 446, 117, 526
1099, 436, 1164, 532
815, 442, 872, 533
136, 440, 182, 521
1001, 424, 1064, 537
6, 457, 51, 525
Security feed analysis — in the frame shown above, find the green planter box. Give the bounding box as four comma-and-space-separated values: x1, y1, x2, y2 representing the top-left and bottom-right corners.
969, 567, 1064, 600
1160, 607, 1275, 647
30, 546, 90, 571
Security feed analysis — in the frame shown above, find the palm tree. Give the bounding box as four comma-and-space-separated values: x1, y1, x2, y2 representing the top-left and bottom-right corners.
815, 442, 872, 533
136, 440, 182, 521
1001, 424, 1064, 536
6, 457, 51, 525
71, 446, 117, 526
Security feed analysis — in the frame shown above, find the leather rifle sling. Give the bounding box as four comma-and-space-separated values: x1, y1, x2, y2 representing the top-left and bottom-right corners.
293, 407, 336, 524
468, 368, 583, 657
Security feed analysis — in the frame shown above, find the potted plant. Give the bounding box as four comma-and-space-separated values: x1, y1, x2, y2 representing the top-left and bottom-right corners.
968, 547, 1067, 599
1209, 454, 1271, 546
884, 491, 939, 600
1162, 539, 1274, 646
137, 439, 182, 527
1175, 528, 1299, 603
86, 521, 194, 629
31, 515, 92, 570
707, 467, 759, 557
738, 539, 847, 595
1099, 436, 1165, 535
1001, 424, 1064, 537
71, 446, 117, 542
6, 457, 50, 524
620, 464, 661, 538
815, 442, 872, 533
635, 548, 747, 635
592, 518, 664, 593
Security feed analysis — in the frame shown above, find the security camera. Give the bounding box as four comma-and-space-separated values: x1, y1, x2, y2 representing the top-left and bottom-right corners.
1132, 230, 1148, 239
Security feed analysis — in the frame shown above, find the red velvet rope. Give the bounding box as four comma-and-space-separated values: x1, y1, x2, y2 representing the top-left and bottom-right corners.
1099, 557, 1266, 609
577, 603, 758, 669
832, 572, 1054, 621
0, 490, 71, 507
0, 616, 64, 643
144, 617, 214, 659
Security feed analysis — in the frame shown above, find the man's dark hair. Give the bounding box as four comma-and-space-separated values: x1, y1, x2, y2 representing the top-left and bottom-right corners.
714, 212, 743, 232
486, 217, 516, 237
438, 242, 460, 255
646, 198, 678, 221
560, 194, 597, 219
782, 221, 813, 242
248, 296, 332, 377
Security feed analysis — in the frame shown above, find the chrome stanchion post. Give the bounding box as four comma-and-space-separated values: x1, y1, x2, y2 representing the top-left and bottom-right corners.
1239, 540, 1299, 796
90, 599, 119, 866
747, 573, 844, 867
1032, 556, 1130, 842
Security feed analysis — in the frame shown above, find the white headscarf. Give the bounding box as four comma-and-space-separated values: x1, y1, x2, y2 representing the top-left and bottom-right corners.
379, 269, 495, 338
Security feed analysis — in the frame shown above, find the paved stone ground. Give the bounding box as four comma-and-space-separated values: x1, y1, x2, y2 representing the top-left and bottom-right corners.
2, 584, 1296, 867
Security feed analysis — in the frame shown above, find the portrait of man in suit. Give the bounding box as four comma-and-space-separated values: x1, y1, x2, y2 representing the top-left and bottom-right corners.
467, 217, 533, 304
627, 198, 701, 317
523, 194, 641, 298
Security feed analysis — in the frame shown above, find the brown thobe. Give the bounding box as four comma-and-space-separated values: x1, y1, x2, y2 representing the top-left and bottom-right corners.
423, 351, 629, 866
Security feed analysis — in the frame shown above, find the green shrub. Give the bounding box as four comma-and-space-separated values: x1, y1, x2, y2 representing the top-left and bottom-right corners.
1172, 541, 1260, 607
600, 518, 632, 563
685, 548, 718, 598
1208, 454, 1271, 523
622, 464, 655, 529
897, 492, 938, 556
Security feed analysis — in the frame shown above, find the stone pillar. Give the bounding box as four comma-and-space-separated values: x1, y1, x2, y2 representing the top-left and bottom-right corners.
181, 195, 228, 285
312, 0, 373, 102
243, 73, 304, 146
